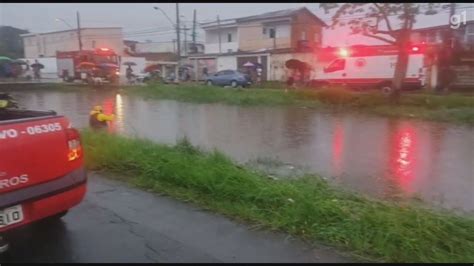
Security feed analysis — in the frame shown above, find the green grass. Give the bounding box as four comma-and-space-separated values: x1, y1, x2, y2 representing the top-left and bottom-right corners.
125, 83, 474, 125
82, 130, 474, 263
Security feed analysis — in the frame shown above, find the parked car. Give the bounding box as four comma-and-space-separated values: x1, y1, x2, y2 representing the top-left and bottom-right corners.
206, 70, 252, 88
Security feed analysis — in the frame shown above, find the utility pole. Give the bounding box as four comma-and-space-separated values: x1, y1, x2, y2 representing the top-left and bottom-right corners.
192, 9, 197, 51
217, 15, 222, 54
175, 3, 181, 82
76, 11, 83, 51
183, 25, 188, 57
176, 3, 181, 61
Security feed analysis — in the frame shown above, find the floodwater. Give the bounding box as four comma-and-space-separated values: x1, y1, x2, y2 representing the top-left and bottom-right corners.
10, 89, 474, 213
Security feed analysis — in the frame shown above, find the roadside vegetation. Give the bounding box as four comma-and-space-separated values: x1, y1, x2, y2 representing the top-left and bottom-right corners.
82, 130, 474, 263
126, 83, 474, 125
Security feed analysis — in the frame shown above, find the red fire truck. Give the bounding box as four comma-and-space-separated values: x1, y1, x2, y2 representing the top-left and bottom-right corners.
0, 95, 86, 253
56, 48, 120, 85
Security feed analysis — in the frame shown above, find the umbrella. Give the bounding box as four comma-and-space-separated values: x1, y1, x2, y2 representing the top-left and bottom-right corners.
144, 64, 160, 73
31, 62, 45, 69
0, 56, 12, 62
242, 61, 255, 67
285, 59, 303, 69
123, 61, 137, 66
11, 59, 27, 65
76, 62, 96, 69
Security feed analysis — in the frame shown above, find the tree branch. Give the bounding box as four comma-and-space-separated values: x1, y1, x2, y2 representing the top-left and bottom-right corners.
362, 33, 396, 44
373, 30, 398, 38
373, 3, 393, 32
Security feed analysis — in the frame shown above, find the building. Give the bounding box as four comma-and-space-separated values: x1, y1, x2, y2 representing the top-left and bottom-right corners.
200, 18, 239, 54
21, 27, 124, 58
407, 19, 474, 89
133, 41, 204, 55
409, 19, 474, 51
200, 7, 326, 54
191, 7, 326, 81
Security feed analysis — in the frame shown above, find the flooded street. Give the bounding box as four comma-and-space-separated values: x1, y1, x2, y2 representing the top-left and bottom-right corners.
11, 89, 474, 213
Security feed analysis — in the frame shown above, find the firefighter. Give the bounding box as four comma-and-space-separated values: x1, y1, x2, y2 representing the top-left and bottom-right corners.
89, 105, 114, 130
0, 93, 18, 109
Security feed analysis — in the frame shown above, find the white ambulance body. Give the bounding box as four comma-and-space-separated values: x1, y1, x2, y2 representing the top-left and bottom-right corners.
311, 52, 426, 91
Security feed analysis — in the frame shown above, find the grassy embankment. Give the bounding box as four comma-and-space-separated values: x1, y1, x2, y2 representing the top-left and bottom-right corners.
82, 130, 474, 263
125, 83, 474, 125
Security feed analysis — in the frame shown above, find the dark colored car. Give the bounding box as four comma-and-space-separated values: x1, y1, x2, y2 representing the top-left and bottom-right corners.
206, 70, 252, 88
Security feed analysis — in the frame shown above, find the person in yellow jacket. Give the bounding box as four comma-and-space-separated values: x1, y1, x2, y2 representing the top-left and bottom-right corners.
89, 105, 115, 130
0, 93, 18, 109
0, 99, 8, 109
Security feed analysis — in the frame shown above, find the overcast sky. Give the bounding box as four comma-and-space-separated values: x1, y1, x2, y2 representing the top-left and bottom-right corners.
1, 3, 473, 46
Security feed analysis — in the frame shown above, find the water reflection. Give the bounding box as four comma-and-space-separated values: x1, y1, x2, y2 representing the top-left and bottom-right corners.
331, 118, 344, 178
11, 90, 474, 212
389, 123, 417, 195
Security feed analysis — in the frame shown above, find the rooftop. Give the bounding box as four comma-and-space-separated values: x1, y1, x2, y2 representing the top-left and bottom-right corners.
20, 27, 122, 37
200, 7, 327, 29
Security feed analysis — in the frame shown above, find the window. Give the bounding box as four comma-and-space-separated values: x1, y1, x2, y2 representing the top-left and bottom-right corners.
227, 33, 232, 42
92, 40, 96, 48
466, 24, 474, 44
263, 28, 267, 35
314, 33, 320, 42
301, 31, 306, 40
269, 28, 276, 38
467, 34, 474, 44
324, 59, 346, 73
467, 24, 474, 34
418, 32, 427, 43
426, 31, 437, 43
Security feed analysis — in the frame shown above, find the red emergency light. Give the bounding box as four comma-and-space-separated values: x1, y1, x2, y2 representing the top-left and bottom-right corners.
339, 48, 350, 57
99, 48, 110, 51
411, 46, 420, 52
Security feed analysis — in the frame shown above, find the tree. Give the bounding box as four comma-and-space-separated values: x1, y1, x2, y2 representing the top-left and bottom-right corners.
0, 26, 29, 59
320, 3, 450, 100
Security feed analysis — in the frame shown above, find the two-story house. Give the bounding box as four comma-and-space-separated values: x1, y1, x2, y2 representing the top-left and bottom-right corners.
408, 19, 474, 89
188, 7, 326, 81
235, 7, 325, 52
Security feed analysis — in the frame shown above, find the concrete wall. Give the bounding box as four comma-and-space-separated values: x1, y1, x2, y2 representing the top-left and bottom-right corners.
238, 21, 291, 51
216, 55, 237, 71
204, 27, 239, 54
135, 42, 175, 53
22, 28, 124, 58
19, 57, 58, 80
268, 52, 321, 81
291, 11, 323, 49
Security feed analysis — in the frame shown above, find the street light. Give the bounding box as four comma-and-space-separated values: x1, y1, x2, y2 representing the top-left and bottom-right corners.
153, 6, 175, 27
55, 18, 73, 29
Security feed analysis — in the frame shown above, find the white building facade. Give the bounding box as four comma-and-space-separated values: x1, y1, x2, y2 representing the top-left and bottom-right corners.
21, 27, 124, 58
201, 19, 239, 54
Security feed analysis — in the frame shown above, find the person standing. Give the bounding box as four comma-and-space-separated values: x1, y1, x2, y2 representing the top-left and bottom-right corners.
32, 59, 42, 80
126, 65, 134, 84
256, 67, 262, 85
202, 66, 208, 80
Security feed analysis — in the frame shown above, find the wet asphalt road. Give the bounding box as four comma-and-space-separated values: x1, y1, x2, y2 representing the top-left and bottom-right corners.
1, 173, 352, 263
